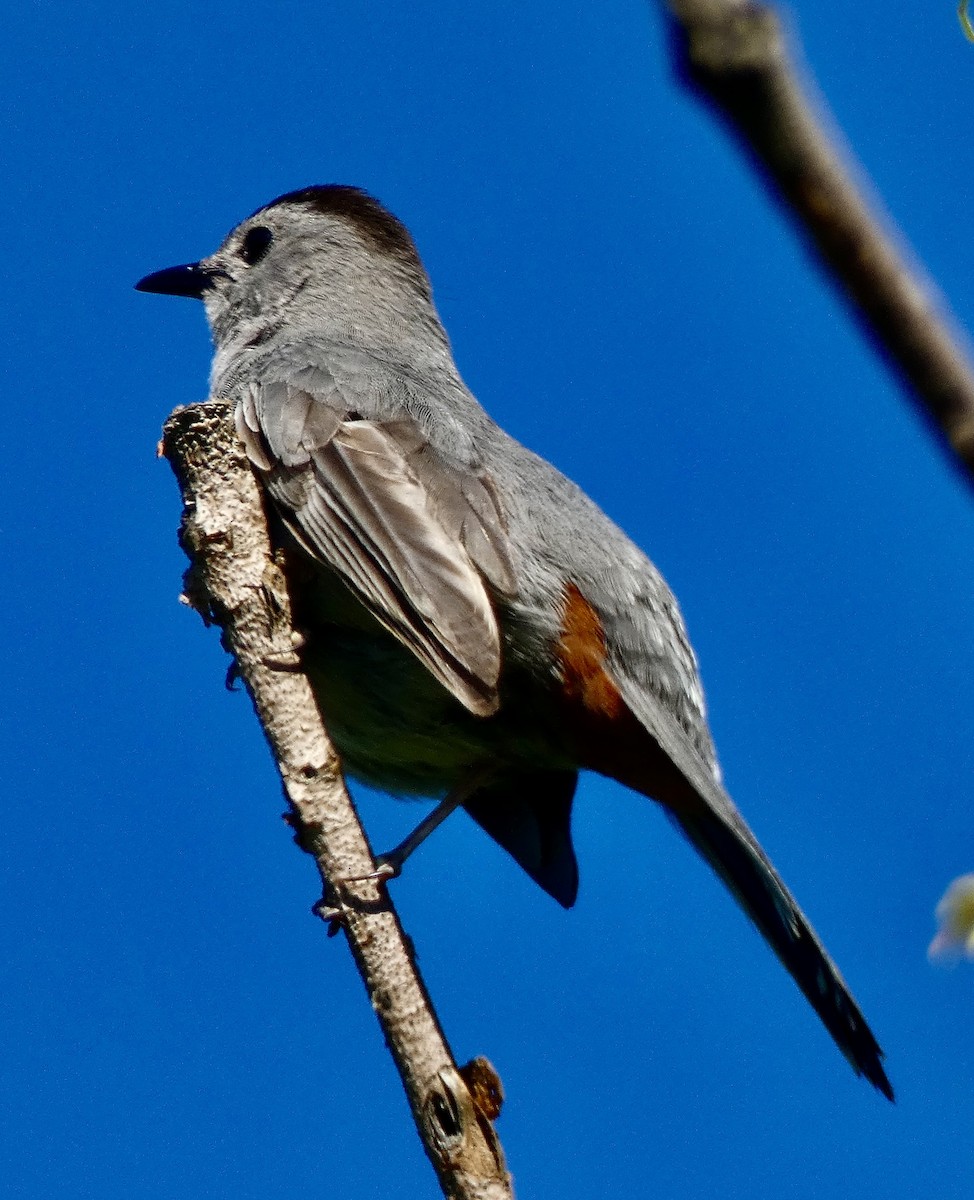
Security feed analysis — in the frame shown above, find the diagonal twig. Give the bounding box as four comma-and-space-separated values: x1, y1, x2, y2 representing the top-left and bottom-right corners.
663, 0, 974, 485
161, 400, 514, 1200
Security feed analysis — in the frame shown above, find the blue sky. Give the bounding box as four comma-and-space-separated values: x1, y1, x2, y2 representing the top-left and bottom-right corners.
4, 3, 974, 1196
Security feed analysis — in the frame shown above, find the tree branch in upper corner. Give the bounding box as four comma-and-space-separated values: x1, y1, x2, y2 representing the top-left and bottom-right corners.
161, 400, 514, 1200
663, 0, 974, 487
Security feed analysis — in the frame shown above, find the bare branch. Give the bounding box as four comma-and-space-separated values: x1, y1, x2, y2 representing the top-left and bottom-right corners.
663, 0, 974, 485
161, 400, 514, 1200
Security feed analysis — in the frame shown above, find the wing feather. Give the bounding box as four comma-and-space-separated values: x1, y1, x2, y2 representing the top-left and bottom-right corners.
234, 369, 516, 715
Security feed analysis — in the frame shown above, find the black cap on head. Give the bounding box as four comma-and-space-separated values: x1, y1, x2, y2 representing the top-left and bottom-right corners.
255, 185, 422, 269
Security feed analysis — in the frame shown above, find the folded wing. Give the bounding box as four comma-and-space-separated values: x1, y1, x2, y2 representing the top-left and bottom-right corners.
234, 368, 516, 716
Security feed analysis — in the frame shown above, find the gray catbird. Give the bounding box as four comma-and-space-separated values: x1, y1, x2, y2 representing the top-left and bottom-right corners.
137, 185, 892, 1100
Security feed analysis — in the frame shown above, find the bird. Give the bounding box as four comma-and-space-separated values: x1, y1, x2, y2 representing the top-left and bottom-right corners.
136, 184, 892, 1100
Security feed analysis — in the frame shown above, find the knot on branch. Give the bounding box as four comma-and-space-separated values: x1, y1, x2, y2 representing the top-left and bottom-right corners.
423, 1066, 508, 1182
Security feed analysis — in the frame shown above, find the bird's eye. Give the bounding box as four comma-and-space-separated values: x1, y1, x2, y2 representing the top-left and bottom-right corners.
240, 226, 273, 265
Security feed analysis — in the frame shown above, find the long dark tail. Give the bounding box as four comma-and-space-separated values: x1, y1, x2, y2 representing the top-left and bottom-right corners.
670, 797, 893, 1100
599, 681, 893, 1100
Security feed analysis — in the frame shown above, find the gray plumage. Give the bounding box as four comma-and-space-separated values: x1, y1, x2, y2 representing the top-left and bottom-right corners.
137, 185, 892, 1100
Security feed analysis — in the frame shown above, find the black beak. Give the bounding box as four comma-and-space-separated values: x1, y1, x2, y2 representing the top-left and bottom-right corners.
134, 262, 221, 299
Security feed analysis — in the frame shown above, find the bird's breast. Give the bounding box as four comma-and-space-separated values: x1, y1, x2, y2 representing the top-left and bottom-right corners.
293, 561, 572, 798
